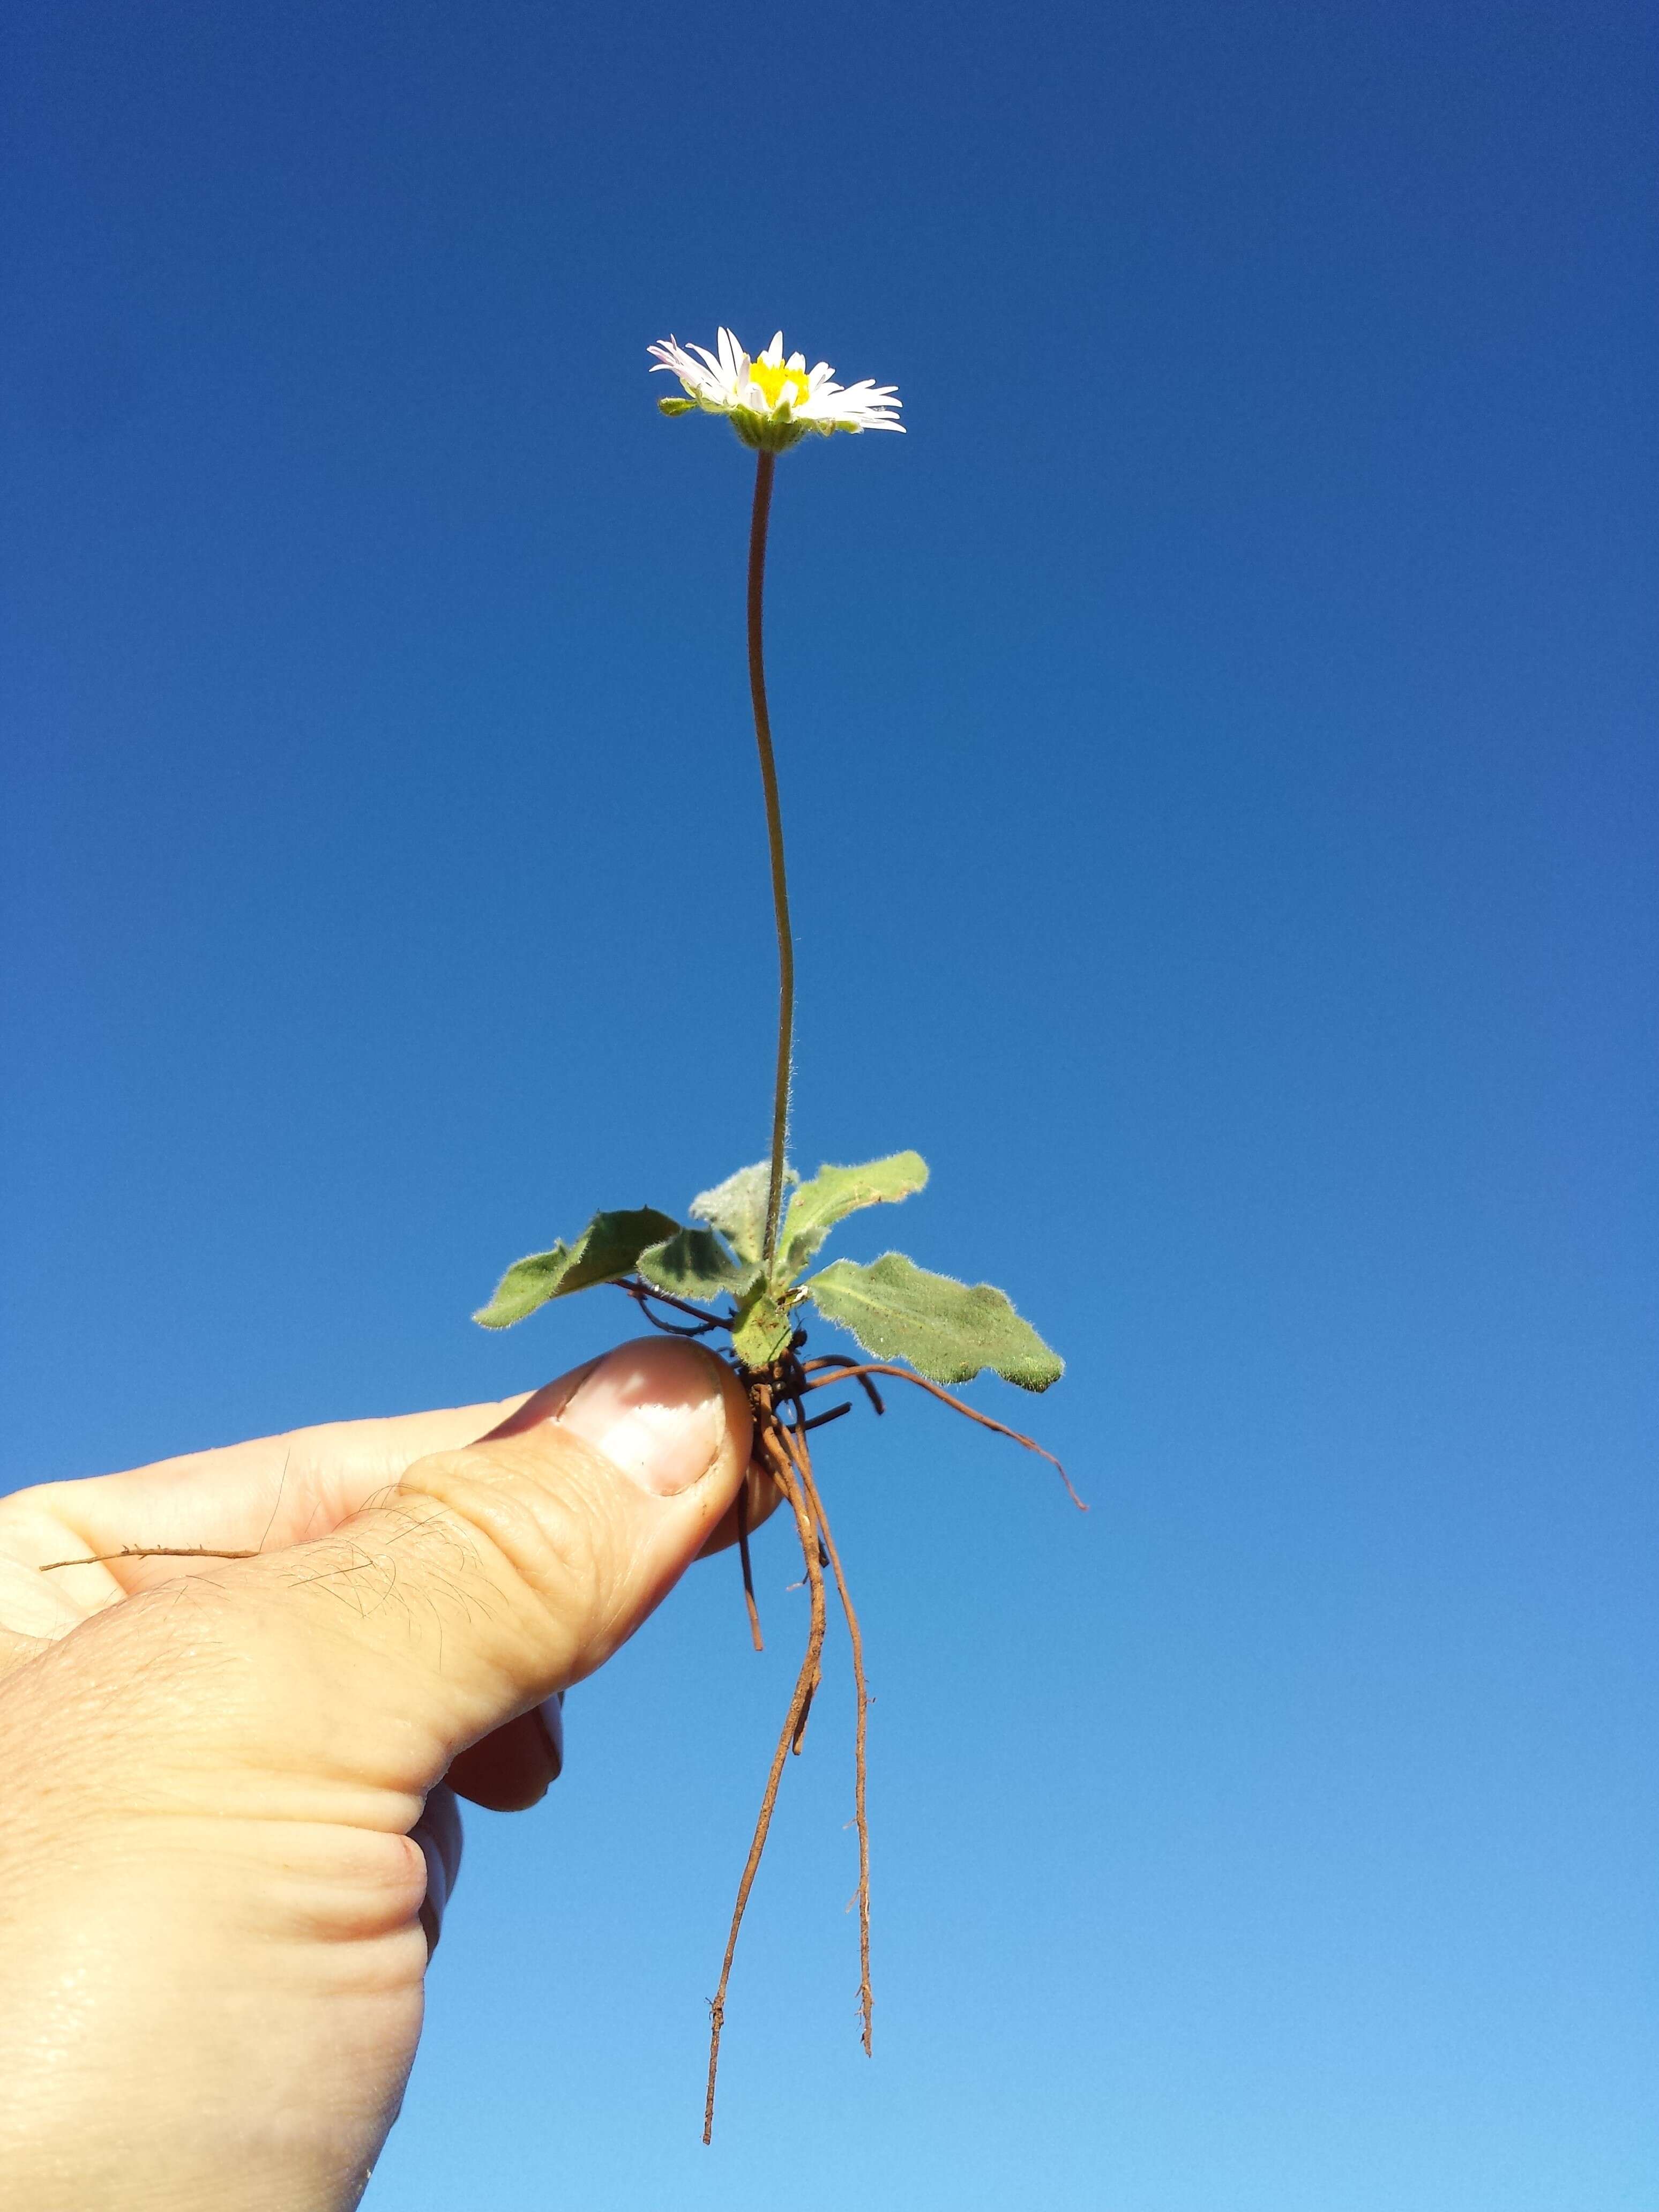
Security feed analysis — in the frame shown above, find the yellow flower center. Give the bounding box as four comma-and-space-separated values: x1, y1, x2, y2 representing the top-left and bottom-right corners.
748, 358, 811, 413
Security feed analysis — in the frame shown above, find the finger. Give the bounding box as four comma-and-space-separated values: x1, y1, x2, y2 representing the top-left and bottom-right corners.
138, 1336, 752, 1798
0, 1392, 538, 1619
413, 1783, 464, 1955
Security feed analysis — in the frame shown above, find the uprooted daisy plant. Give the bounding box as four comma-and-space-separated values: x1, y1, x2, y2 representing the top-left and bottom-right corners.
41, 323, 1075, 2147
473, 326, 1076, 2141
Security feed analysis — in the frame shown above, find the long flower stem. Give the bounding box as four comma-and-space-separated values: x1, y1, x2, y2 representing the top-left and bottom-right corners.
746, 449, 793, 1271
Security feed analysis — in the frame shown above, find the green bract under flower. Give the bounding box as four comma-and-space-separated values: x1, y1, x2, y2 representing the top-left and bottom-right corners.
649, 328, 904, 452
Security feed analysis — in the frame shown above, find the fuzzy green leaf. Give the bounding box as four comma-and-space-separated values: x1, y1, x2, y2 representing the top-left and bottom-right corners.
802, 1252, 1064, 1391
473, 1206, 681, 1329
689, 1160, 798, 1268
731, 1286, 794, 1368
778, 1150, 929, 1280
637, 1226, 755, 1303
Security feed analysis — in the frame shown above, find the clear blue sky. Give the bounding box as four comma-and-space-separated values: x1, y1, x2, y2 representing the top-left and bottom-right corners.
3, 2, 1655, 2205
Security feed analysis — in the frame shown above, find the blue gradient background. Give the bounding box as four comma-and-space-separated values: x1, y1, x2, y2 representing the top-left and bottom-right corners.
3, 3, 1655, 2206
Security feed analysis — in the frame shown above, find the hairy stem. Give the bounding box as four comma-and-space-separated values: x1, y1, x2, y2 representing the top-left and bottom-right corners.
746, 449, 794, 1271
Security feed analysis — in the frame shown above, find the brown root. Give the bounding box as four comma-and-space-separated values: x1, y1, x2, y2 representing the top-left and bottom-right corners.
703, 1396, 825, 2144
38, 1545, 261, 1572
780, 1411, 874, 2057
735, 1473, 764, 1653
800, 1361, 1087, 1511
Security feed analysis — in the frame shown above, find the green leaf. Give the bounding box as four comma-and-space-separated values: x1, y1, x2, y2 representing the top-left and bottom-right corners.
730, 1286, 794, 1368
637, 1226, 756, 1303
802, 1252, 1064, 1392
657, 396, 698, 415
689, 1160, 798, 1267
473, 1206, 681, 1329
778, 1150, 929, 1280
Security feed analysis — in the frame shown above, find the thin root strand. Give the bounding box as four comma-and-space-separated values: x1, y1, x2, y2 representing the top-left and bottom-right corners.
798, 1362, 1086, 1510
703, 1404, 826, 2146
39, 1545, 261, 1573
782, 1414, 875, 2057
800, 1399, 852, 1433
735, 1478, 764, 1652
799, 1354, 885, 1417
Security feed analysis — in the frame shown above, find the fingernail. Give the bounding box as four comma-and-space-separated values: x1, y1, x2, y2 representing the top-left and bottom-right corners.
556, 1341, 728, 1498
534, 1692, 565, 1781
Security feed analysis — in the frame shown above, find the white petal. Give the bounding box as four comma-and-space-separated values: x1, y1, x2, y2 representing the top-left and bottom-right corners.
649, 325, 901, 433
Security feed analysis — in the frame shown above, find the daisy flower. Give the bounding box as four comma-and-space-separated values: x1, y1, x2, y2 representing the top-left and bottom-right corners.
649, 327, 903, 452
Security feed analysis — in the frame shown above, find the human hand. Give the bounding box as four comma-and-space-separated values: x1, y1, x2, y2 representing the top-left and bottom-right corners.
0, 1336, 757, 2211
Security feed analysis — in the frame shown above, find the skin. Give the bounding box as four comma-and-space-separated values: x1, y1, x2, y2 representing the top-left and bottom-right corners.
0, 1335, 774, 2212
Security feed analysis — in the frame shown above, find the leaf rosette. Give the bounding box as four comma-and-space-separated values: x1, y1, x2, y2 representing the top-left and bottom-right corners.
474, 1150, 1062, 1393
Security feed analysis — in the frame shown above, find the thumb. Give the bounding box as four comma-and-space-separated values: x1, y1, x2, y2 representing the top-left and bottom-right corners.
200, 1336, 753, 1793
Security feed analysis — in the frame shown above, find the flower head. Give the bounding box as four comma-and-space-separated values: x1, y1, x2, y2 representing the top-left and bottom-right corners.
649, 328, 903, 453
